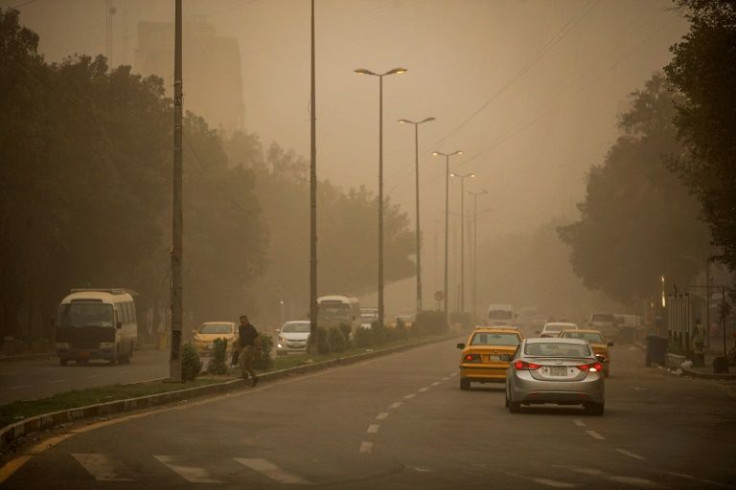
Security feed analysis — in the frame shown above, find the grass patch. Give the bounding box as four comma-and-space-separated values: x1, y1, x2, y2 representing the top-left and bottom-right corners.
0, 377, 226, 428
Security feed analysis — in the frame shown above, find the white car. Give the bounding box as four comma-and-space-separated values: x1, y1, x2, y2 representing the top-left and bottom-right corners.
540, 322, 578, 338
276, 321, 311, 355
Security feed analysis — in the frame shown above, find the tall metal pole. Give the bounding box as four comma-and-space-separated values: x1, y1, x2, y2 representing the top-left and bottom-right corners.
466, 189, 486, 320
705, 257, 711, 349
309, 0, 318, 350
444, 156, 450, 323
378, 75, 384, 329
170, 0, 183, 382
459, 178, 466, 314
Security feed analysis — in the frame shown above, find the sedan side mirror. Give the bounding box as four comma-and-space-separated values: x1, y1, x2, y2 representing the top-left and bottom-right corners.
456, 343, 465, 349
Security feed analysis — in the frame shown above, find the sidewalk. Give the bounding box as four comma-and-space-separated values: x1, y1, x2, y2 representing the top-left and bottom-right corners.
681, 351, 736, 380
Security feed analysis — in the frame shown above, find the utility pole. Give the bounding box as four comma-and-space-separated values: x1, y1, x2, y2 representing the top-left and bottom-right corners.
309, 0, 318, 352
169, 0, 183, 382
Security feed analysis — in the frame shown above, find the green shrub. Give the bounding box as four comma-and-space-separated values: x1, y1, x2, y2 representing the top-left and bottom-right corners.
371, 322, 388, 345
413, 310, 448, 337
327, 326, 348, 353
316, 327, 330, 354
339, 322, 352, 345
253, 333, 273, 370
389, 322, 409, 342
182, 342, 202, 381
354, 326, 373, 348
206, 338, 228, 375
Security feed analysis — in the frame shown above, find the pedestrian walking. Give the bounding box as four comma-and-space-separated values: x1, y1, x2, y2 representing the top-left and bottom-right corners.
237, 314, 259, 386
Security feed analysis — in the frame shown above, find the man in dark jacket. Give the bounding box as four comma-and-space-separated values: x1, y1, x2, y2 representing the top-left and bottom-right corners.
237, 314, 259, 386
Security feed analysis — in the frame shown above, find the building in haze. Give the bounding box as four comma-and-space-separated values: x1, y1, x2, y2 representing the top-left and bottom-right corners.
134, 19, 244, 132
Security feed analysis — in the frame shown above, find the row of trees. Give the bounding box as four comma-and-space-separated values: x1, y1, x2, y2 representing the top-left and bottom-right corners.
558, 0, 735, 307
0, 8, 414, 342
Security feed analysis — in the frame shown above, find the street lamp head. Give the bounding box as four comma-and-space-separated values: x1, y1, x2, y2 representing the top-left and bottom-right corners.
420, 116, 436, 124
385, 67, 408, 75
354, 68, 377, 76
433, 150, 463, 157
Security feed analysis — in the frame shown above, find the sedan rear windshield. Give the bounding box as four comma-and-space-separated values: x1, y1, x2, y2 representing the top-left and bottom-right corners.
470, 333, 520, 346
199, 324, 234, 334
524, 342, 591, 357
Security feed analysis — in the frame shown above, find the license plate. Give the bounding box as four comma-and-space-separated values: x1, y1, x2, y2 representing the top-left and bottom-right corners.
550, 366, 567, 376
487, 355, 504, 361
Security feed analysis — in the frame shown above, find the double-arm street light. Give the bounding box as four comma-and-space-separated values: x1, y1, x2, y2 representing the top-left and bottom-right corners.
451, 172, 475, 315
466, 189, 487, 319
432, 150, 463, 323
355, 67, 407, 328
398, 117, 436, 316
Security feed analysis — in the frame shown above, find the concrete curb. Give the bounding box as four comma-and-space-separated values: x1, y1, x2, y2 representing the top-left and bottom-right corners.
0, 334, 458, 452
681, 367, 735, 380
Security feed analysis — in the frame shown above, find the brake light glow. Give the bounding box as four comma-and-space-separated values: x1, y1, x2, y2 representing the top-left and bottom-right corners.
464, 353, 481, 363
577, 362, 604, 372
513, 360, 541, 370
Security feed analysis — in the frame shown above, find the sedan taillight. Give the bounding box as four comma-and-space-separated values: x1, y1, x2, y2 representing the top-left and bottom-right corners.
577, 362, 604, 372
463, 353, 481, 363
513, 360, 541, 370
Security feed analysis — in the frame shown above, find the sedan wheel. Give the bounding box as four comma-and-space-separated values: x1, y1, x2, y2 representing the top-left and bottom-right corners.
506, 390, 520, 413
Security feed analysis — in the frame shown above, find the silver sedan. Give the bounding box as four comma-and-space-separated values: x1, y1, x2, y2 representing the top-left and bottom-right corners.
505, 337, 605, 415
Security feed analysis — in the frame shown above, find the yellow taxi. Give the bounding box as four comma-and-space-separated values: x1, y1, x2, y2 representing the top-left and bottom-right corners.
192, 321, 238, 356
457, 327, 523, 390
558, 329, 613, 377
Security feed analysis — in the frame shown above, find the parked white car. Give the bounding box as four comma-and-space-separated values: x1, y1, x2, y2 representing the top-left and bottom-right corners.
275, 321, 311, 355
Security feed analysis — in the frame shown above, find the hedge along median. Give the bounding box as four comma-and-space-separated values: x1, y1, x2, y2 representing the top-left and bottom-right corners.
1, 331, 461, 453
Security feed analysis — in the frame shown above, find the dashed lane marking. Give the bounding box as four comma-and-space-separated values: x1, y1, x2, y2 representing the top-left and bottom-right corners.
376, 412, 389, 420
441, 377, 450, 381
606, 475, 664, 488
616, 449, 645, 460
403, 394, 416, 400
431, 381, 441, 386
586, 430, 605, 440
367, 424, 380, 434
7, 385, 30, 390
154, 455, 222, 484
72, 453, 135, 481
389, 402, 402, 409
359, 442, 373, 454
533, 477, 577, 488
572, 418, 586, 427
234, 458, 310, 485
553, 465, 603, 476
418, 387, 429, 392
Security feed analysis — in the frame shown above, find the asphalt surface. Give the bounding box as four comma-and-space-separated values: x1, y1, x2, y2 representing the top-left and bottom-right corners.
0, 350, 170, 404
2, 331, 735, 489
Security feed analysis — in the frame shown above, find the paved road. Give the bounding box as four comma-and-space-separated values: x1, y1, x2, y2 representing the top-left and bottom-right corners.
2, 337, 736, 489
0, 350, 170, 404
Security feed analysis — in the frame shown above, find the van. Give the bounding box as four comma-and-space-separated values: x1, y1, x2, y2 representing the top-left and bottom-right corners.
56, 289, 138, 365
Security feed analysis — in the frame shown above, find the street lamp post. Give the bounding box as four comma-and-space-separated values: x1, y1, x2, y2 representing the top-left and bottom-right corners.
398, 117, 435, 316
355, 67, 407, 328
432, 150, 463, 324
466, 189, 487, 319
451, 172, 475, 315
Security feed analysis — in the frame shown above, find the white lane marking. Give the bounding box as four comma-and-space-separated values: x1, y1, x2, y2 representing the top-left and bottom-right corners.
441, 377, 450, 381
359, 442, 373, 453
404, 394, 416, 400
606, 476, 664, 488
389, 402, 402, 409
533, 477, 576, 488
431, 381, 441, 386
586, 430, 605, 440
572, 418, 586, 427
154, 455, 222, 483
367, 424, 380, 434
376, 412, 389, 420
408, 466, 432, 472
616, 449, 645, 460
662, 472, 694, 480
87, 374, 103, 379
554, 465, 603, 476
73, 453, 135, 481
49, 379, 66, 384
629, 346, 637, 351
418, 387, 429, 392
234, 458, 309, 484
7, 385, 30, 390
449, 371, 458, 377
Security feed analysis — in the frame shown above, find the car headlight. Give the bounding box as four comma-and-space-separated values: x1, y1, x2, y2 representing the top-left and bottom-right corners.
100, 342, 115, 349
56, 342, 69, 349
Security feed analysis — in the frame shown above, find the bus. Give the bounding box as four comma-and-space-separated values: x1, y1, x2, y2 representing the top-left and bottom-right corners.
487, 304, 515, 326
56, 289, 138, 365
317, 295, 361, 336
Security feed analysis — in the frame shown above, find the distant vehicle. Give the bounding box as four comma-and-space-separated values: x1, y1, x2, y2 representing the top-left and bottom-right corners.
558, 329, 614, 377
587, 313, 618, 340
192, 321, 237, 356
275, 320, 311, 355
56, 288, 138, 366
506, 338, 605, 415
487, 304, 514, 326
318, 295, 361, 335
359, 307, 378, 329
457, 327, 523, 390
394, 312, 415, 327
539, 322, 578, 338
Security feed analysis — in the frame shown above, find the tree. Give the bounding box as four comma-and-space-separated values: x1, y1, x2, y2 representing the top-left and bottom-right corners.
664, 0, 736, 270
558, 74, 710, 304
